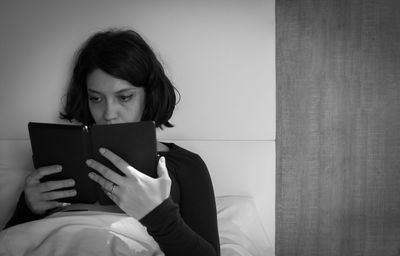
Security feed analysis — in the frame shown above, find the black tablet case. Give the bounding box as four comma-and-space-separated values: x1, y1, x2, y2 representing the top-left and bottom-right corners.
28, 121, 157, 205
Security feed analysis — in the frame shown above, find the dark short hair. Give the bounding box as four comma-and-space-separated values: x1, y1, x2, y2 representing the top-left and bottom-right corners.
60, 28, 178, 128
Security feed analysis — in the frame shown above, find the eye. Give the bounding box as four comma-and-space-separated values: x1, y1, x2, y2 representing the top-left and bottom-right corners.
119, 94, 133, 102
88, 95, 102, 103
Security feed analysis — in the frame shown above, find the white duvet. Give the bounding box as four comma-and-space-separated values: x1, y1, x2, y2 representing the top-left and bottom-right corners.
0, 196, 274, 256
0, 211, 164, 256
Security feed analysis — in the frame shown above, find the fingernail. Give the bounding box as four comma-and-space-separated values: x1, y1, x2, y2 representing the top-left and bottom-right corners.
88, 172, 94, 178
57, 165, 63, 171
86, 159, 92, 165
160, 156, 165, 163
61, 202, 71, 207
99, 148, 105, 154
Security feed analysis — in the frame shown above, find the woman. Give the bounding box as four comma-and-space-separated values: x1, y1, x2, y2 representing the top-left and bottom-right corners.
5, 29, 220, 255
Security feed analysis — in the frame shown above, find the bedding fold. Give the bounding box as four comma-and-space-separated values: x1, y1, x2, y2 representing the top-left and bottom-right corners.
0, 211, 164, 256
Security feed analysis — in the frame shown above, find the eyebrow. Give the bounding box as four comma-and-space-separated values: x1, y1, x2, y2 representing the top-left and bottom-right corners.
87, 88, 137, 94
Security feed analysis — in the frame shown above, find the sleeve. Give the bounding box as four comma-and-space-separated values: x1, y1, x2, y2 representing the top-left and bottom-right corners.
139, 155, 220, 256
3, 192, 47, 230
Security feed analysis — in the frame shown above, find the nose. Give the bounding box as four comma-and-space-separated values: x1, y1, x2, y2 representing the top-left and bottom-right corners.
103, 100, 118, 123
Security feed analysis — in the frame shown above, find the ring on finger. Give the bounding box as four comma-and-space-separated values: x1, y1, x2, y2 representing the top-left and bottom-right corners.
111, 183, 116, 195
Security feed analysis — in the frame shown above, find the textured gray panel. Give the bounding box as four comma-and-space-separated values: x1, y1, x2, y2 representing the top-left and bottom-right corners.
277, 0, 400, 255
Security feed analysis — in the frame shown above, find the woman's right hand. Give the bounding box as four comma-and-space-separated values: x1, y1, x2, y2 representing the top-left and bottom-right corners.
24, 165, 76, 214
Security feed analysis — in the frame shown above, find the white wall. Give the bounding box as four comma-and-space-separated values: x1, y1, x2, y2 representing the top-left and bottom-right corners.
0, 0, 275, 247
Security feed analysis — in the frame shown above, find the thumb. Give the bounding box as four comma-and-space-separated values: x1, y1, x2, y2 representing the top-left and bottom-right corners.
157, 156, 169, 178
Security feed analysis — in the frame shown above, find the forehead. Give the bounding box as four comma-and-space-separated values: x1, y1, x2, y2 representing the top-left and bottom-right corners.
87, 69, 140, 93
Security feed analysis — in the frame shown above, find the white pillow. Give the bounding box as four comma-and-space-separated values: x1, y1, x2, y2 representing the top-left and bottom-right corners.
216, 195, 274, 256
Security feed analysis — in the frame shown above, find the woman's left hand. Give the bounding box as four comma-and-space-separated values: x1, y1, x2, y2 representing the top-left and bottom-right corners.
86, 147, 171, 220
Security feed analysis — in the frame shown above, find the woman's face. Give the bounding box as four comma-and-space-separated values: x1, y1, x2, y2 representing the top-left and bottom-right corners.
86, 69, 146, 125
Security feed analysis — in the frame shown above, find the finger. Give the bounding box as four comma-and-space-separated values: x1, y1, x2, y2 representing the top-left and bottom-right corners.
88, 172, 117, 194
26, 165, 62, 185
38, 179, 75, 193
58, 202, 72, 208
44, 201, 72, 211
105, 190, 120, 204
86, 159, 124, 185
98, 148, 141, 177
36, 165, 63, 179
157, 157, 169, 179
41, 189, 77, 201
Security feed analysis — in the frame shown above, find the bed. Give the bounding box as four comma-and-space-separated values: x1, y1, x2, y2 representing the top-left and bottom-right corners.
0, 139, 274, 256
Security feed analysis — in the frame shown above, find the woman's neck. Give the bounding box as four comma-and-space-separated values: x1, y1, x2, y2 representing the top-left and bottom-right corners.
157, 142, 169, 152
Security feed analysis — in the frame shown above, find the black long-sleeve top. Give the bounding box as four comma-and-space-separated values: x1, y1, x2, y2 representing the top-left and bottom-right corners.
5, 143, 220, 256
